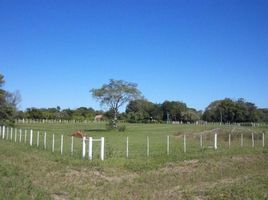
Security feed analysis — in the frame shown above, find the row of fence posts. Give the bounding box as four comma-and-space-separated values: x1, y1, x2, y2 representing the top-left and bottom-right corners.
0, 126, 266, 159
125, 132, 265, 158
0, 126, 105, 161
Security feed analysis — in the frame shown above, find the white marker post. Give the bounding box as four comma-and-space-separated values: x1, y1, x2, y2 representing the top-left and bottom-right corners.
82, 136, 86, 159
167, 136, 170, 155
126, 137, 129, 158
24, 130, 27, 143
228, 133, 231, 149
52, 134, 55, 153
263, 133, 265, 147
30, 130, 33, 146
214, 133, 218, 150
10, 128, 13, 141
44, 132, 47, 149
60, 134, 63, 155
147, 136, 150, 157
251, 133, 254, 148
71, 136, 74, 155
88, 137, 92, 160
200, 134, 203, 149
7, 127, 9, 140
37, 131, 39, 147
100, 137, 105, 161
183, 135, 186, 153
19, 129, 22, 142
14, 128, 17, 143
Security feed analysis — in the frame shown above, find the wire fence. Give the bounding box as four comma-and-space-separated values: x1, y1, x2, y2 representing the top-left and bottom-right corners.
0, 125, 266, 161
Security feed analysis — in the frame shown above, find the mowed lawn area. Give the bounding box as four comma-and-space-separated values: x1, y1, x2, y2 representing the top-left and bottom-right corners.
0, 122, 268, 199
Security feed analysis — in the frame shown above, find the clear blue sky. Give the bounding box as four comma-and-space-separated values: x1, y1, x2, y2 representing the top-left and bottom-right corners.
1, 0, 268, 111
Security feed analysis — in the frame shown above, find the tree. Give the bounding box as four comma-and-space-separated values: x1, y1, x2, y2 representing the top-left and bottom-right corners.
90, 79, 142, 126
202, 98, 260, 123
0, 74, 21, 125
161, 101, 187, 121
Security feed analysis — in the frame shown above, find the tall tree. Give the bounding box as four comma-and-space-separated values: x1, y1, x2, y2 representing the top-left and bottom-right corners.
0, 74, 21, 125
90, 79, 142, 125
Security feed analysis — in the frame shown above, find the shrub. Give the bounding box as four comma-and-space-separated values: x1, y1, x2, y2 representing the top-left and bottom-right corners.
117, 125, 126, 132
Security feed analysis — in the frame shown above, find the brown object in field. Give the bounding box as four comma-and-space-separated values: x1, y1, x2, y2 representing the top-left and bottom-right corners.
71, 131, 86, 138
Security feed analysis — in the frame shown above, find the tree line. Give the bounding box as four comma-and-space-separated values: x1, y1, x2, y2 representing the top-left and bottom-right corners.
13, 98, 268, 124
1, 75, 268, 125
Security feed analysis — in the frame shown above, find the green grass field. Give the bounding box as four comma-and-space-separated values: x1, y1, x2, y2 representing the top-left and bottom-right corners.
0, 122, 268, 199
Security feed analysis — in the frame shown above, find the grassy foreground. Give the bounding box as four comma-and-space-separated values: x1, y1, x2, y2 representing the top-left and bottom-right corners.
0, 123, 268, 199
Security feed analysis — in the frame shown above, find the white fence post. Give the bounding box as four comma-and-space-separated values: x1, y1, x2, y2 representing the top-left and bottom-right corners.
263, 133, 265, 147
37, 131, 39, 147
52, 134, 55, 152
60, 134, 63, 155
10, 128, 13, 141
44, 132, 47, 149
228, 133, 231, 148
241, 134, 243, 147
183, 134, 186, 153
30, 130, 33, 146
167, 136, 170, 155
24, 130, 27, 143
214, 133, 218, 150
19, 129, 22, 142
147, 136, 150, 157
100, 137, 105, 161
71, 136, 74, 155
251, 133, 254, 148
2, 126, 5, 139
88, 137, 92, 160
126, 137, 129, 158
14, 128, 17, 143
200, 134, 203, 148
7, 127, 9, 140
82, 137, 86, 159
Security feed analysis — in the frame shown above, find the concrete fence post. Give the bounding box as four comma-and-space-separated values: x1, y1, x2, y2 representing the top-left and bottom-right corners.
252, 133, 254, 148
214, 133, 218, 150
263, 133, 265, 147
82, 137, 86, 159
37, 131, 40, 147
71, 136, 74, 155
60, 134, 63, 155
228, 133, 231, 148
200, 134, 203, 148
100, 137, 105, 161
147, 136, 150, 157
183, 134, 186, 153
7, 127, 9, 140
30, 130, 33, 146
167, 136, 170, 155
24, 130, 27, 143
19, 129, 22, 142
52, 134, 55, 152
126, 137, 129, 158
10, 128, 13, 141
44, 132, 47, 149
88, 137, 92, 160
14, 128, 17, 143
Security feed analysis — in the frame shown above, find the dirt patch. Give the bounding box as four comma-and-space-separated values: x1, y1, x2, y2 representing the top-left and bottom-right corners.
161, 159, 200, 174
